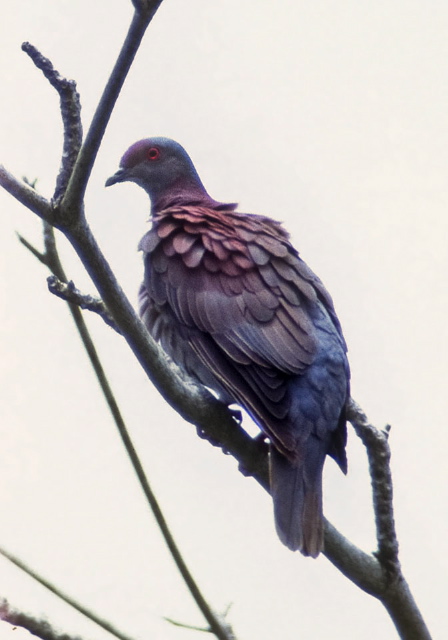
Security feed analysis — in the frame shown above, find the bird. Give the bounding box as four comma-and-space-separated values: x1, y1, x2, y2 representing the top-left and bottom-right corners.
106, 137, 350, 557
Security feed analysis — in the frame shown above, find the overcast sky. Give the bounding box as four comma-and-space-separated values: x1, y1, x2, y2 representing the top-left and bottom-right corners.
1, 1, 447, 639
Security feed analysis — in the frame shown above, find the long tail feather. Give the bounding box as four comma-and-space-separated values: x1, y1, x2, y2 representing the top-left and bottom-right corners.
270, 446, 324, 557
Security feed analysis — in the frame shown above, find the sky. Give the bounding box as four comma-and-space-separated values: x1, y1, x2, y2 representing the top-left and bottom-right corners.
1, 1, 447, 638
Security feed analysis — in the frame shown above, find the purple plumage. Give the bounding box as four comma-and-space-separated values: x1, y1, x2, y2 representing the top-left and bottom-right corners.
106, 137, 349, 556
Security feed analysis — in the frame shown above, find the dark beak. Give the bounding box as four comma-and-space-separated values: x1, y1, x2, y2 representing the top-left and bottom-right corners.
105, 168, 126, 187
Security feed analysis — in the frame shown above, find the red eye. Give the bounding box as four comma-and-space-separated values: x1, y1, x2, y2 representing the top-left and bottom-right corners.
147, 147, 160, 161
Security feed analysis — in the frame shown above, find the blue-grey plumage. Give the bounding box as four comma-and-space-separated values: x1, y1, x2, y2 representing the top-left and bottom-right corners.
107, 137, 350, 556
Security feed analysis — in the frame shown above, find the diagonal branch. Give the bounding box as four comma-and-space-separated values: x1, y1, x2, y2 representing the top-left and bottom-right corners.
0, 549, 137, 640
61, 1, 163, 216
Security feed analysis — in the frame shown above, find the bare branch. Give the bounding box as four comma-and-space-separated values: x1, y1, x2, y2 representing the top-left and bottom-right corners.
17, 232, 47, 264
47, 275, 118, 331
382, 579, 432, 640
342, 400, 432, 640
323, 519, 385, 594
0, 165, 53, 222
6, 98, 431, 640
165, 617, 212, 633
21, 42, 74, 93
0, 550, 137, 640
62, 1, 163, 215
347, 399, 400, 573
1, 599, 81, 640
164, 612, 235, 639
21, 43, 82, 202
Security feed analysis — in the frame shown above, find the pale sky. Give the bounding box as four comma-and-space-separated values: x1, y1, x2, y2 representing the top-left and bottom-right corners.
1, 1, 447, 639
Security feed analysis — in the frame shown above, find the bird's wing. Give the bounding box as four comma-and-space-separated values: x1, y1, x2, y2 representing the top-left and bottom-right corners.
139, 205, 346, 455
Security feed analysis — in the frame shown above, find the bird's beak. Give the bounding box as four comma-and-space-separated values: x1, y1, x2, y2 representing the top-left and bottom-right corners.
105, 168, 126, 187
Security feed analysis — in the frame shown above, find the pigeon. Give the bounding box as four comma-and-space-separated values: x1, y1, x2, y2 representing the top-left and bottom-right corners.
106, 137, 350, 556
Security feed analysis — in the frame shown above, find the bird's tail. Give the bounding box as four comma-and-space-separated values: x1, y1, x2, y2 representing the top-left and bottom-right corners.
269, 443, 325, 557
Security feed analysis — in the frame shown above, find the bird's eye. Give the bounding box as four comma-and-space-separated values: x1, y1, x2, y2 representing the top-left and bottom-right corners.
147, 147, 160, 161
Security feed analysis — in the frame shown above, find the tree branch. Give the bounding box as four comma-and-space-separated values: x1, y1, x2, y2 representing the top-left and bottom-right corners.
164, 609, 234, 637
21, 42, 82, 201
0, 551, 137, 640
0, 165, 53, 222
61, 1, 163, 217
47, 275, 118, 332
1, 599, 80, 640
347, 399, 399, 573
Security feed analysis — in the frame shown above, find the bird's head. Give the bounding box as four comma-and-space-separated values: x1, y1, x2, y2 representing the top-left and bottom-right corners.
105, 137, 209, 209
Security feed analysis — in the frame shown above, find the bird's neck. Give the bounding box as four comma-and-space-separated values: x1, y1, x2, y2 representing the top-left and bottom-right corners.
151, 183, 237, 215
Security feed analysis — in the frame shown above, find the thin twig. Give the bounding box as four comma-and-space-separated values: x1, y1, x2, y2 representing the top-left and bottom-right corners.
164, 604, 235, 638
47, 275, 118, 332
165, 617, 211, 633
0, 549, 137, 640
17, 232, 47, 264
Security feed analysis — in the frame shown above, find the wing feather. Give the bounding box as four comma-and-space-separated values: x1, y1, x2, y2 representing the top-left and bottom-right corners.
141, 204, 346, 451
